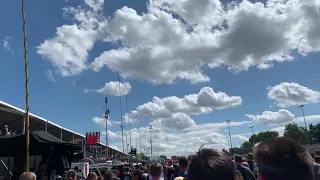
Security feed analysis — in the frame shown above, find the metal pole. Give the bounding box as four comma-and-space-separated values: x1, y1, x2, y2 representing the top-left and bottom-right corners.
105, 97, 110, 160
149, 125, 153, 159
118, 72, 125, 154
139, 134, 142, 153
226, 120, 233, 155
22, 0, 30, 171
125, 96, 132, 151
250, 126, 253, 135
227, 137, 230, 153
299, 105, 310, 145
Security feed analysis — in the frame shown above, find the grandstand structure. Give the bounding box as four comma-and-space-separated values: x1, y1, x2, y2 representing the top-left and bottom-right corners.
0, 100, 127, 160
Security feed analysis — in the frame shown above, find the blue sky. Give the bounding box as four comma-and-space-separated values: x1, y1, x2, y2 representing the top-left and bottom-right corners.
1, 0, 320, 156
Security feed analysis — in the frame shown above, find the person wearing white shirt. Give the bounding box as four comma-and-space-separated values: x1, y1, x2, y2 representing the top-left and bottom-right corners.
147, 163, 164, 180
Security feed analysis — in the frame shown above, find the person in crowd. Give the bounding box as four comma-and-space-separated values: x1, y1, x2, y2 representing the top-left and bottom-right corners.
242, 161, 249, 168
148, 163, 163, 180
36, 161, 46, 180
87, 172, 98, 180
234, 155, 256, 180
132, 170, 144, 180
123, 167, 132, 180
66, 170, 77, 180
246, 153, 255, 172
111, 170, 121, 180
186, 148, 235, 180
235, 170, 244, 180
253, 137, 314, 180
19, 172, 37, 180
167, 160, 173, 168
166, 167, 176, 180
1, 125, 11, 136
169, 157, 188, 180
104, 171, 113, 180
316, 150, 320, 157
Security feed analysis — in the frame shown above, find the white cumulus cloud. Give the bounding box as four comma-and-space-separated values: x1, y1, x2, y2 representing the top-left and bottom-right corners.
108, 120, 248, 156
37, 1, 106, 76
246, 109, 295, 124
129, 87, 241, 130
93, 81, 132, 96
267, 82, 320, 108
92, 117, 112, 126
37, 0, 320, 84
270, 126, 285, 136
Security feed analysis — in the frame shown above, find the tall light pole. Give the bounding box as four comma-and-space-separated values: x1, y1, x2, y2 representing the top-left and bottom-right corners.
226, 120, 233, 155
226, 137, 230, 152
298, 105, 310, 145
125, 95, 132, 151
118, 72, 125, 154
250, 126, 254, 135
149, 125, 153, 159
105, 97, 110, 160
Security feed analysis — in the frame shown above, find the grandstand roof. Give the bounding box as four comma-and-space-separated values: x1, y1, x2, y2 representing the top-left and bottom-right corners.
0, 100, 116, 150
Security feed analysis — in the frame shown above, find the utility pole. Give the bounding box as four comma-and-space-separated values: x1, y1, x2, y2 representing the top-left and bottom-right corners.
149, 125, 153, 159
226, 120, 233, 156
250, 126, 254, 135
125, 95, 132, 152
136, 136, 139, 150
118, 72, 125, 154
226, 137, 230, 153
298, 105, 310, 145
139, 133, 142, 153
105, 97, 110, 160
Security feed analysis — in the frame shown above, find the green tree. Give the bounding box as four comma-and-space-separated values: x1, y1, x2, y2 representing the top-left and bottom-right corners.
222, 149, 229, 155
240, 141, 253, 154
309, 123, 320, 144
249, 131, 279, 145
284, 123, 308, 144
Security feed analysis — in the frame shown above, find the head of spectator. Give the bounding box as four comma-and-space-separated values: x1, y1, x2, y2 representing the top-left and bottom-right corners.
67, 170, 76, 180
246, 153, 254, 161
111, 170, 118, 178
103, 171, 112, 180
178, 157, 188, 171
123, 167, 130, 174
316, 150, 320, 156
234, 155, 243, 166
150, 163, 163, 180
87, 172, 98, 180
187, 148, 235, 180
132, 170, 144, 180
19, 172, 36, 180
235, 170, 244, 180
241, 161, 249, 168
167, 167, 176, 180
253, 137, 314, 180
1, 125, 9, 136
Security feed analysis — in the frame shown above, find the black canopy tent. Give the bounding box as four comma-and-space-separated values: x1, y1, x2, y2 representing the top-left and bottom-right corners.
0, 131, 82, 157
0, 131, 83, 177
